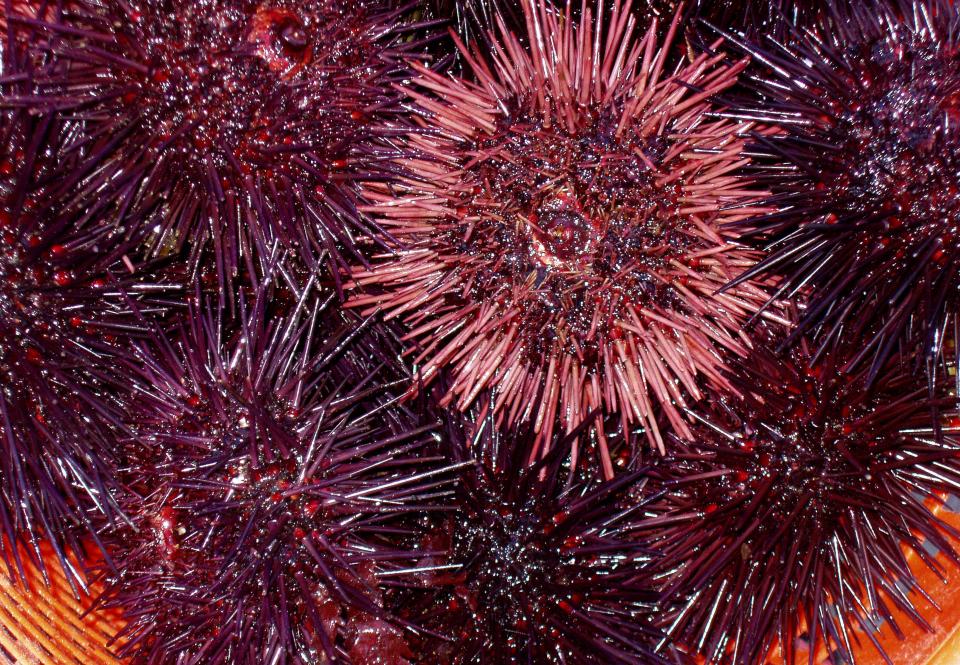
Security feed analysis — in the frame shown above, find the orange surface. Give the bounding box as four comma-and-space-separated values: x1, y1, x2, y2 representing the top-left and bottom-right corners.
857, 507, 960, 665
0, 545, 121, 665
774, 504, 960, 665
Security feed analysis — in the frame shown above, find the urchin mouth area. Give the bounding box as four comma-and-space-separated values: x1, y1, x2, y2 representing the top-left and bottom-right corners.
474, 110, 688, 282
735, 429, 853, 509
715, 375, 889, 526
249, 7, 312, 75
455, 499, 554, 624
455, 111, 698, 353
526, 189, 599, 269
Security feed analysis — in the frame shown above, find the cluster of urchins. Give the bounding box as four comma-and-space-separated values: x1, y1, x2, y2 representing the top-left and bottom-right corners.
2, 0, 960, 663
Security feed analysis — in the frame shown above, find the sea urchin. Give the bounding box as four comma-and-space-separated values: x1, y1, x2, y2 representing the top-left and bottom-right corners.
650, 338, 960, 665
95, 274, 459, 664
347, 0, 781, 473
6, 0, 430, 291
0, 29, 179, 585
724, 0, 960, 381
395, 407, 675, 664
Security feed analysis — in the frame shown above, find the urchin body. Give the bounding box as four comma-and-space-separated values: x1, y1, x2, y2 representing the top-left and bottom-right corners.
0, 40, 179, 581
348, 0, 779, 473
0, 221, 123, 582
397, 414, 672, 665
652, 339, 960, 665
97, 277, 454, 665
726, 0, 960, 376
9, 0, 424, 287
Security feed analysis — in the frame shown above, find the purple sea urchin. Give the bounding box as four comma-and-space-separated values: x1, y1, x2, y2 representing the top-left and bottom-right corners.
5, 0, 430, 292
347, 0, 782, 473
723, 0, 960, 380
95, 273, 460, 665
0, 29, 179, 585
396, 407, 677, 665
649, 338, 960, 665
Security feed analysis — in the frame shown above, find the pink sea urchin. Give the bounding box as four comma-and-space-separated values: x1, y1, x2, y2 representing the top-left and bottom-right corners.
347, 0, 781, 474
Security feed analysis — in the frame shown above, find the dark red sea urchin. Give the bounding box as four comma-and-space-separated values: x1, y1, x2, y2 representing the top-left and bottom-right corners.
0, 21, 179, 586
5, 0, 430, 292
649, 338, 960, 665
347, 0, 783, 474
95, 273, 461, 665
723, 0, 960, 381
396, 406, 677, 665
